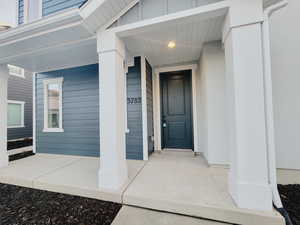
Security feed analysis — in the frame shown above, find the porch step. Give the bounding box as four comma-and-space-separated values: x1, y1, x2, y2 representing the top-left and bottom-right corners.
112, 206, 230, 225
123, 198, 284, 225
122, 151, 285, 225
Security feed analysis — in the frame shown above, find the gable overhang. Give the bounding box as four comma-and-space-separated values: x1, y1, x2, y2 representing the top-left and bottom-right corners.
80, 0, 139, 33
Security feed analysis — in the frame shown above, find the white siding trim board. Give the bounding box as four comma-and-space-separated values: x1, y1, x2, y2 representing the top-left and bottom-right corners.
141, 56, 148, 160
33, 73, 36, 153
23, 0, 43, 24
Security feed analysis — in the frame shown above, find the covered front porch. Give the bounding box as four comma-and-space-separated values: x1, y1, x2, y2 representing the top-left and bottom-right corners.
0, 0, 285, 223
0, 151, 283, 225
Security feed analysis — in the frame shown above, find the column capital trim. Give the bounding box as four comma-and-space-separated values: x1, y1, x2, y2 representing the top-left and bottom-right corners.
97, 31, 126, 59
222, 13, 264, 44
98, 49, 125, 60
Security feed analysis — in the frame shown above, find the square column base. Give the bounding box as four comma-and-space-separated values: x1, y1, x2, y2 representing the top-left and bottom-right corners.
98, 168, 128, 191
229, 172, 273, 211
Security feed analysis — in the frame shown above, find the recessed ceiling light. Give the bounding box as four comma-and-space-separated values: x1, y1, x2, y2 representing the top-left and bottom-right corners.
168, 41, 176, 49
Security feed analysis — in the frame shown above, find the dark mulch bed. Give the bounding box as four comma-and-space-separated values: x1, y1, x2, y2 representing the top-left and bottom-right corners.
278, 184, 300, 225
0, 183, 122, 225
8, 139, 33, 150
9, 151, 35, 162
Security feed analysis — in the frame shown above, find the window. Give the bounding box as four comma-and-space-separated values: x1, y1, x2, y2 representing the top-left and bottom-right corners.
24, 0, 42, 23
7, 100, 25, 128
43, 78, 64, 132
8, 65, 25, 78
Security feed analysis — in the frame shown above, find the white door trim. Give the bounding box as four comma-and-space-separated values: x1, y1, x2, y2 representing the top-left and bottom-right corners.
153, 64, 199, 152
141, 56, 149, 160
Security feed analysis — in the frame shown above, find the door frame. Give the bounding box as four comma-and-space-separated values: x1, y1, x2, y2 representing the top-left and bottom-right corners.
153, 64, 199, 152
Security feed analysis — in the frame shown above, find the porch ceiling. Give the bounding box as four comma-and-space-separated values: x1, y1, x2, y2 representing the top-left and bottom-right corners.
0, 9, 97, 72
116, 3, 227, 67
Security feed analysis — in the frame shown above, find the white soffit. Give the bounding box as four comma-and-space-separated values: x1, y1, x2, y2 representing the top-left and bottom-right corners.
0, 8, 96, 71
113, 2, 228, 67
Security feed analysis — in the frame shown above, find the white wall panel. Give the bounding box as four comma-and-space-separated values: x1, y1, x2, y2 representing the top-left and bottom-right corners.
270, 0, 300, 170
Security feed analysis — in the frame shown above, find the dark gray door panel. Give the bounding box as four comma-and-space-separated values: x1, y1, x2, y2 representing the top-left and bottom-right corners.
161, 70, 193, 149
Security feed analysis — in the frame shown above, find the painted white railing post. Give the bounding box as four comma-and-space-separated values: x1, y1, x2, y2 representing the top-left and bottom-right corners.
97, 31, 128, 190
0, 64, 9, 168
222, 0, 273, 211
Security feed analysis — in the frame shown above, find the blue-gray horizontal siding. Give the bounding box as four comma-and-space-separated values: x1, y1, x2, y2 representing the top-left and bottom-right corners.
126, 57, 143, 160
18, 0, 24, 24
7, 71, 33, 140
43, 0, 87, 16
36, 64, 100, 157
36, 60, 144, 160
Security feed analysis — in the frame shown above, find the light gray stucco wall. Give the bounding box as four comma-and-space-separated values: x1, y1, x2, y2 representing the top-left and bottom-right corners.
269, 0, 300, 170
196, 41, 228, 165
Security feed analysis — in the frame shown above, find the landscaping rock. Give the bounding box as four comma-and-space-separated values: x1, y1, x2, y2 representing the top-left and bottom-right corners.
278, 184, 300, 225
0, 183, 121, 225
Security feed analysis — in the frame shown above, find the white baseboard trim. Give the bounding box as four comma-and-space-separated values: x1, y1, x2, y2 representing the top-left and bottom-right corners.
8, 146, 33, 156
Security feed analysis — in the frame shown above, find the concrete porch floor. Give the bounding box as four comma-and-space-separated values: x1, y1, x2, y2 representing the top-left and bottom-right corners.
0, 151, 284, 225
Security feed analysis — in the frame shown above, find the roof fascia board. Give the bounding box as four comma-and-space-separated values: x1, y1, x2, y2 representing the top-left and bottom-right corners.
0, 8, 83, 44
0, 36, 96, 65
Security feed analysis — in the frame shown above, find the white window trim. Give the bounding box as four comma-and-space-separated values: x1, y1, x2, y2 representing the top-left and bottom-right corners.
7, 100, 25, 129
8, 64, 25, 78
23, 0, 43, 24
43, 77, 64, 133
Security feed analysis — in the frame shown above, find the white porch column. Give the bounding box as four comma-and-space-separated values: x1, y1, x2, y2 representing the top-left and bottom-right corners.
97, 31, 128, 190
223, 1, 273, 211
0, 64, 9, 168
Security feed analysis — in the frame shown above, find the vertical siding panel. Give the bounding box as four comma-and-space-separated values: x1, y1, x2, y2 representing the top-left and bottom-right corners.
167, 0, 193, 14
196, 0, 223, 7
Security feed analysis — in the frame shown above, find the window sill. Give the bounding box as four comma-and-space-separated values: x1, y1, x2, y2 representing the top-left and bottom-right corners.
8, 126, 25, 129
43, 128, 64, 133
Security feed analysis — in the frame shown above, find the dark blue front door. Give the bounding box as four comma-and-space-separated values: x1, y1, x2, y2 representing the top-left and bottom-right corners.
161, 70, 193, 149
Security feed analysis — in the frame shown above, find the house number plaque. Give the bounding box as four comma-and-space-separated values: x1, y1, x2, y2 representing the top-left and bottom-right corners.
127, 97, 141, 104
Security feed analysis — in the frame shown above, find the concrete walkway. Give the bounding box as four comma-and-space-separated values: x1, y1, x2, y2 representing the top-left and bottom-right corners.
0, 151, 285, 225
0, 154, 145, 203
112, 206, 230, 225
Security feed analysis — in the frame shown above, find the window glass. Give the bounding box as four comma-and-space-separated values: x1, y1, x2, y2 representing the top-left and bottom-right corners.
47, 83, 60, 128
8, 103, 22, 127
